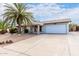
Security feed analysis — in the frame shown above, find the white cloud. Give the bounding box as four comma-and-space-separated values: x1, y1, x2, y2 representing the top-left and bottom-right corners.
57, 8, 79, 19
27, 3, 66, 21
27, 3, 64, 14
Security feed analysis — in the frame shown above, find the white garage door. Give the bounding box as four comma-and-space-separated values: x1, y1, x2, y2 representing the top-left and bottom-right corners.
42, 24, 68, 33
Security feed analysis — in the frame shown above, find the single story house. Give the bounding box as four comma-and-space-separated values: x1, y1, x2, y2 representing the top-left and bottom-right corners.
17, 18, 71, 34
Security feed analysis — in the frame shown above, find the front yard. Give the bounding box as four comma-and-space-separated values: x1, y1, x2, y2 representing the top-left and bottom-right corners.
0, 33, 35, 47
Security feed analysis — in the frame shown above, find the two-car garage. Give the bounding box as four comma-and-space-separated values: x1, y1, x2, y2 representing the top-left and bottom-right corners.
41, 19, 71, 34
42, 23, 69, 34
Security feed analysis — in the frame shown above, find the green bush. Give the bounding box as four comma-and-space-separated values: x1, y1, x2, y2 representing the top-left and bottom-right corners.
9, 28, 18, 34
0, 20, 9, 34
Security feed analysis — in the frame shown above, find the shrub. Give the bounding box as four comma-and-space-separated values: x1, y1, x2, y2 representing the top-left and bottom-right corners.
9, 28, 18, 34
24, 29, 28, 33
0, 20, 9, 34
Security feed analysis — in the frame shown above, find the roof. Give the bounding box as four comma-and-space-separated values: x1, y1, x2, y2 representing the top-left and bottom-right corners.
41, 18, 71, 24
29, 18, 71, 25
16, 18, 71, 27
31, 21, 43, 25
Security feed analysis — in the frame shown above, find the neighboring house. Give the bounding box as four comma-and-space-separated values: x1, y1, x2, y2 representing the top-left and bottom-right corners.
18, 18, 71, 34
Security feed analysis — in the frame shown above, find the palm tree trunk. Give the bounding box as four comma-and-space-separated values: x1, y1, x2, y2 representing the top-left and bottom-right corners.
17, 19, 22, 34
18, 25, 22, 34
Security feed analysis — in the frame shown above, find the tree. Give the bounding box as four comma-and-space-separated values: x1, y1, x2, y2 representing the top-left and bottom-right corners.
3, 3, 34, 34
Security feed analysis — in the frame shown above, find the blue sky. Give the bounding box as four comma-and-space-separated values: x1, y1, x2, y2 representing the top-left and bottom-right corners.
26, 3, 79, 24
57, 3, 79, 9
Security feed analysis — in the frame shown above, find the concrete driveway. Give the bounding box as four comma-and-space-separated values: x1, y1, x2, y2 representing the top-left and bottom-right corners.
1, 32, 79, 56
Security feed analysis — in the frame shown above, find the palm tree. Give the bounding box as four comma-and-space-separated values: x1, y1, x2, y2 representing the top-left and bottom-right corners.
3, 3, 34, 34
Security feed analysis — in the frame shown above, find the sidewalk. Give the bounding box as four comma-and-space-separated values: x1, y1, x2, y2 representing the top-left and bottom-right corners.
0, 47, 27, 56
